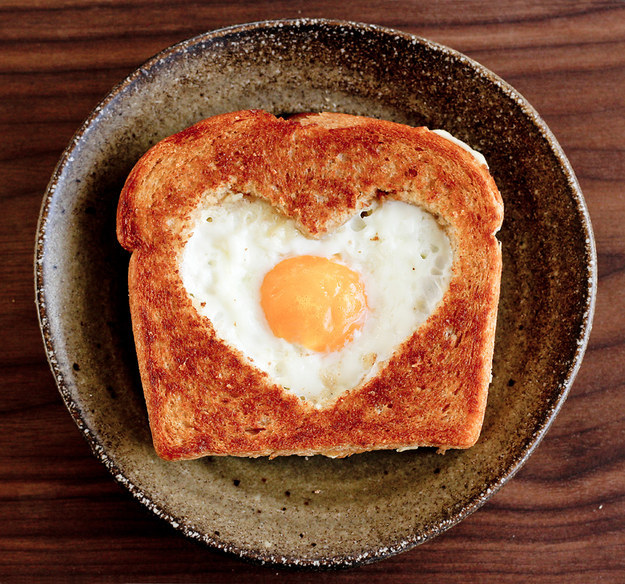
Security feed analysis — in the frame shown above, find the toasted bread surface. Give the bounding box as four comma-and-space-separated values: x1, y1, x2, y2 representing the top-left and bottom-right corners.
117, 110, 503, 460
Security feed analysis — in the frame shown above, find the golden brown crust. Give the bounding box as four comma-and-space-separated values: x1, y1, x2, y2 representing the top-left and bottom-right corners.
117, 110, 503, 460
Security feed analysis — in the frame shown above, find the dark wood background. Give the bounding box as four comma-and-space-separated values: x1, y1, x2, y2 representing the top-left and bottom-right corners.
2, 1, 624, 582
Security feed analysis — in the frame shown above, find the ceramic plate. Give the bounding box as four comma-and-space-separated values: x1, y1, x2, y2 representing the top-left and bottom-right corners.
35, 19, 596, 567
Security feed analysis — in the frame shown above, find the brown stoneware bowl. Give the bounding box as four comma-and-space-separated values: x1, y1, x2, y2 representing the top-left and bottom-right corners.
35, 19, 596, 567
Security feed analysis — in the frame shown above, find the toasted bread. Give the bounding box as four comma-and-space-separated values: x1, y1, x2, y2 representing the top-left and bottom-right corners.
117, 110, 503, 460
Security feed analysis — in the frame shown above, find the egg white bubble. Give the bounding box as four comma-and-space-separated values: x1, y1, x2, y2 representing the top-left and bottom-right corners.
179, 195, 452, 405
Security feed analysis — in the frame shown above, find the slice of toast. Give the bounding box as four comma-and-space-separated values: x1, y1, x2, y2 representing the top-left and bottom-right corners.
117, 110, 503, 460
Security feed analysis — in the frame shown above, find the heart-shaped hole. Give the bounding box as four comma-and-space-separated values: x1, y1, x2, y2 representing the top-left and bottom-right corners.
180, 193, 453, 405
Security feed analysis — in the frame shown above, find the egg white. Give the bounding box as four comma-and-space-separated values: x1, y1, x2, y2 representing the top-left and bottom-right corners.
179, 195, 452, 405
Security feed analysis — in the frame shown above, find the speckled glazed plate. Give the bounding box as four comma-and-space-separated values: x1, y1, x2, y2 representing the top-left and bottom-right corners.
35, 19, 596, 568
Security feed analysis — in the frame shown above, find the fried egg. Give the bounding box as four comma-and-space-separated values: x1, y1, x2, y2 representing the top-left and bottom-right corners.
179, 195, 453, 405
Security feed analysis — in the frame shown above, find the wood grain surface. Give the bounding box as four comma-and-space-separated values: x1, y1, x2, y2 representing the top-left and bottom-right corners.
1, 1, 624, 582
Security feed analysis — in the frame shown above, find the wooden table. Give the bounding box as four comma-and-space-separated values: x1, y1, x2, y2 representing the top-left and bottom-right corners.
2, 1, 624, 582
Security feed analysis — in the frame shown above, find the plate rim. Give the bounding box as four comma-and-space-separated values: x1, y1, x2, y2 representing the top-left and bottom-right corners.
34, 18, 597, 568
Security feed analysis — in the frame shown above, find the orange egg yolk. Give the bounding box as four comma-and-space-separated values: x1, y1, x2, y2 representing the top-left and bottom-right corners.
260, 255, 368, 352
